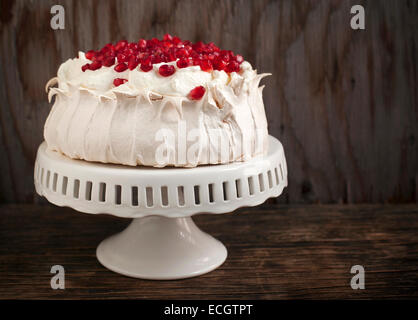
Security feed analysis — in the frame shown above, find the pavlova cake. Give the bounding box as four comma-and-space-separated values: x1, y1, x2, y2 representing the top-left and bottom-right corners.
44, 34, 270, 167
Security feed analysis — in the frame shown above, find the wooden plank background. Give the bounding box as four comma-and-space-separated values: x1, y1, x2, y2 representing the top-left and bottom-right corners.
0, 0, 417, 204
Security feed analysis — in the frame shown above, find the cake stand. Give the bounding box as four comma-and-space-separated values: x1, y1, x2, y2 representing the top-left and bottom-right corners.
34, 136, 287, 280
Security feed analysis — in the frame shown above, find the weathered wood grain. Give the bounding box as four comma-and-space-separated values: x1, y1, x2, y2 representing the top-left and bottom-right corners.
0, 204, 417, 299
0, 0, 417, 203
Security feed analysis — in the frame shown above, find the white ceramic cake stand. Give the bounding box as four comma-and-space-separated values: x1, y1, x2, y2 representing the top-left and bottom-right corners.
34, 135, 287, 280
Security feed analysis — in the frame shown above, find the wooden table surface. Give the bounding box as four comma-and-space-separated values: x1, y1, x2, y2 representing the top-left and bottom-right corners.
0, 204, 417, 299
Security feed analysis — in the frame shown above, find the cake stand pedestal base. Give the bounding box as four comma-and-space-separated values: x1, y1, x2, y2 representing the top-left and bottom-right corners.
34, 136, 288, 280
96, 215, 227, 280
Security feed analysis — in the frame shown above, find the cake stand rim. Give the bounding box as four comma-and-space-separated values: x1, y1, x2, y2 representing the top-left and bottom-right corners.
34, 135, 288, 218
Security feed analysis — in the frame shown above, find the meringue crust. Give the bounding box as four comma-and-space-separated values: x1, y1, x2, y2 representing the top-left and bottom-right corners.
44, 52, 270, 167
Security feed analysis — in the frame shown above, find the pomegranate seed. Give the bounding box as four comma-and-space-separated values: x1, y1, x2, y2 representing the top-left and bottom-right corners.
192, 58, 201, 66
115, 40, 128, 51
176, 48, 188, 58
89, 60, 102, 70
117, 53, 128, 63
124, 48, 135, 56
189, 86, 205, 100
213, 58, 227, 71
190, 51, 200, 59
163, 33, 173, 41
150, 38, 160, 46
103, 56, 115, 67
95, 54, 105, 62
235, 54, 244, 63
81, 63, 90, 72
140, 60, 153, 72
138, 39, 147, 49
85, 50, 96, 60
151, 55, 163, 64
220, 50, 230, 61
192, 41, 204, 52
113, 78, 128, 87
176, 58, 190, 68
166, 52, 175, 62
128, 56, 139, 70
137, 52, 147, 60
208, 42, 219, 51
225, 61, 240, 73
158, 64, 175, 77
199, 60, 213, 72
106, 52, 116, 60
162, 41, 173, 49
128, 42, 138, 51
100, 45, 113, 56
172, 36, 182, 44
114, 62, 128, 72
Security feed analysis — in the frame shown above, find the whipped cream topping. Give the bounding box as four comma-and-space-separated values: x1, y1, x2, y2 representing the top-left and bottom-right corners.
51, 52, 258, 99
45, 52, 270, 167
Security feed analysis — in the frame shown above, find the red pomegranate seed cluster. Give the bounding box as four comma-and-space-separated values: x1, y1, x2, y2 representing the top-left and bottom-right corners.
82, 34, 242, 99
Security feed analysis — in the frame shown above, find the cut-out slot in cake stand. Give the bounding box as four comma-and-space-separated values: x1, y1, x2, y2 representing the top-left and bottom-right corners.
34, 136, 287, 280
